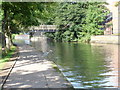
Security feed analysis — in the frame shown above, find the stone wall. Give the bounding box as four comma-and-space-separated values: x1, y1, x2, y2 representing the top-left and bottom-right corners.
90, 35, 120, 44
112, 2, 120, 34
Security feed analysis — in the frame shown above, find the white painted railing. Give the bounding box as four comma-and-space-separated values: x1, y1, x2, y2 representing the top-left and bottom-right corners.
29, 25, 57, 31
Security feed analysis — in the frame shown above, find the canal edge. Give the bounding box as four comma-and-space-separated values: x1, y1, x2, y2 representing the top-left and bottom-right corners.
50, 60, 75, 89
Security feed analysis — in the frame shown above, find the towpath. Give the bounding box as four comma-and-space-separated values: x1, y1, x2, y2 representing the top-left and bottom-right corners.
3, 42, 72, 89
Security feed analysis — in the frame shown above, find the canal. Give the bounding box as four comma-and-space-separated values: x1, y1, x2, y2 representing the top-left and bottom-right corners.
30, 36, 119, 89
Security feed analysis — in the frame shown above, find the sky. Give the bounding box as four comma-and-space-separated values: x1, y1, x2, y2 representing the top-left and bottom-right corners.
106, 0, 120, 4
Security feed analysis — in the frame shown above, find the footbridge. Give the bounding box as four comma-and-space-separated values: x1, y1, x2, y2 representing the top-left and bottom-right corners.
28, 25, 58, 37
29, 25, 58, 33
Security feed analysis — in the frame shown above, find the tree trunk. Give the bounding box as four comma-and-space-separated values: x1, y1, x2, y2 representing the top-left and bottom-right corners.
5, 26, 13, 50
3, 8, 13, 50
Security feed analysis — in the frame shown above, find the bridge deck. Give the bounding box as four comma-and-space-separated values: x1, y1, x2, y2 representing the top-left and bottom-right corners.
29, 25, 58, 32
33, 29, 58, 32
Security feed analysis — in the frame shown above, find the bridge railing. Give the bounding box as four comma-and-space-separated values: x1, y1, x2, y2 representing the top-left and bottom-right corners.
29, 25, 58, 31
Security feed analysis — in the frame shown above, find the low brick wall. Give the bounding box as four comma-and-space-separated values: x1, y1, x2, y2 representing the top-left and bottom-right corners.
90, 35, 120, 44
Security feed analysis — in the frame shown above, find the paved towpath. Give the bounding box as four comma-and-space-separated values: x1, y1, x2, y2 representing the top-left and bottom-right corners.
3, 43, 72, 89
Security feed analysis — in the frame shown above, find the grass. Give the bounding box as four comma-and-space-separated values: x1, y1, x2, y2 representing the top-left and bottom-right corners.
0, 46, 17, 70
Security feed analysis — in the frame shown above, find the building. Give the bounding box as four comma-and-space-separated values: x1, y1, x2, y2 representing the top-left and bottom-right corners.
106, 0, 120, 34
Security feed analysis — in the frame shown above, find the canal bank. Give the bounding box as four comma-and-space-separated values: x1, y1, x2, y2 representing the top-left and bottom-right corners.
90, 35, 120, 44
3, 42, 73, 89
14, 35, 119, 89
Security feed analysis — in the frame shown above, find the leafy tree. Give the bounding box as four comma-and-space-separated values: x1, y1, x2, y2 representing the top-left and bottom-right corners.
46, 2, 109, 42
80, 2, 109, 42
2, 2, 53, 49
2, 3, 38, 49
39, 2, 58, 25
53, 2, 88, 42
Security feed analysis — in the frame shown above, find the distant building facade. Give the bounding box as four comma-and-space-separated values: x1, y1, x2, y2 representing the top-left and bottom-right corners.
106, 1, 120, 34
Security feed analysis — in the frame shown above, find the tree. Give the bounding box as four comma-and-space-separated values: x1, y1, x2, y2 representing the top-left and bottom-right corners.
80, 2, 109, 42
53, 2, 88, 42
46, 2, 109, 42
2, 2, 53, 49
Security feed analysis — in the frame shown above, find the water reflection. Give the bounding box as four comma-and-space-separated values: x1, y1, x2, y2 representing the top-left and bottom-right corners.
36, 42, 118, 89
31, 32, 50, 53
90, 44, 118, 88
30, 37, 119, 89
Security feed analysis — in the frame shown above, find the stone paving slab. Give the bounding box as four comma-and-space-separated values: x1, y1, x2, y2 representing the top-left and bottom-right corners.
3, 43, 72, 89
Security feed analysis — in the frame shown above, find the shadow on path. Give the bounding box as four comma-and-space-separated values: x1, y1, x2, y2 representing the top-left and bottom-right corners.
3, 43, 73, 89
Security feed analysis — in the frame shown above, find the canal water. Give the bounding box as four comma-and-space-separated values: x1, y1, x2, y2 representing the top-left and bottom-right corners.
30, 36, 119, 89
14, 35, 119, 89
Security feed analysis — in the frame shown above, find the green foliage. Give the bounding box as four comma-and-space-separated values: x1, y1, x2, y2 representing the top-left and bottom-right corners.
2, 2, 55, 50
46, 2, 109, 42
0, 45, 16, 70
2, 2, 109, 43
82, 2, 108, 36
52, 2, 87, 42
40, 2, 58, 24
45, 32, 55, 40
2, 2, 45, 31
12, 34, 18, 39
2, 2, 55, 37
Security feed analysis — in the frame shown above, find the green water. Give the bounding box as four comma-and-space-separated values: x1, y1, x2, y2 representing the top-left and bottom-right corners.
40, 41, 119, 89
